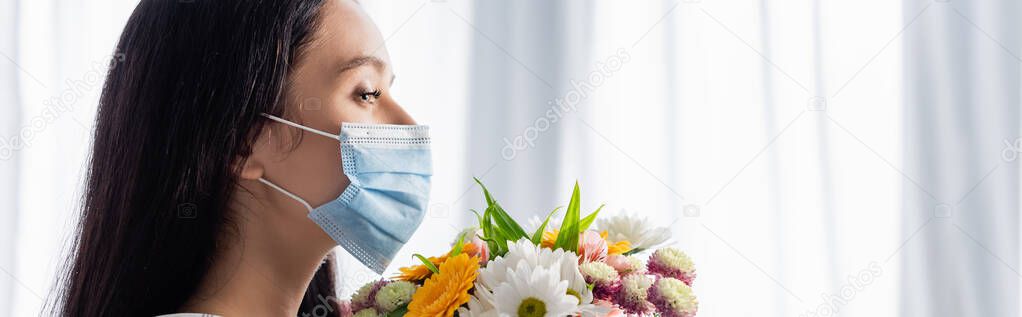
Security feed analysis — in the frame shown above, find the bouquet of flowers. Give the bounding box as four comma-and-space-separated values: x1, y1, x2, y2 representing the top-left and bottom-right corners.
345, 179, 698, 317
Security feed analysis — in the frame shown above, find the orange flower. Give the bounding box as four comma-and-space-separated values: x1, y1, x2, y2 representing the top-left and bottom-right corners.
396, 254, 446, 282
602, 231, 633, 255
395, 244, 481, 282
541, 229, 559, 249
406, 253, 479, 317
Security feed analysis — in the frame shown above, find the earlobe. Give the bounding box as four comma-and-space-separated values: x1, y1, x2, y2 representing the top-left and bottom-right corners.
238, 156, 265, 181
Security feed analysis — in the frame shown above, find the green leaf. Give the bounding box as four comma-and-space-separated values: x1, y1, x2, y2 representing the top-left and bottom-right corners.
490, 203, 529, 240
554, 182, 582, 252
483, 208, 509, 257
451, 231, 467, 256
474, 178, 529, 240
623, 247, 646, 256
479, 209, 501, 257
470, 209, 484, 228
412, 254, 439, 274
477, 235, 498, 244
386, 304, 409, 317
579, 204, 604, 231
531, 207, 562, 244
474, 177, 497, 206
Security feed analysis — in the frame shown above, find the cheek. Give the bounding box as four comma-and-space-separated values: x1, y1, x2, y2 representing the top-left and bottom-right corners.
323, 92, 376, 124
274, 133, 350, 207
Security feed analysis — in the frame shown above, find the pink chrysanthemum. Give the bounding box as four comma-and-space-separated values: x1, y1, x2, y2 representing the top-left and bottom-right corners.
339, 300, 353, 317
606, 254, 645, 276
580, 261, 621, 301
647, 247, 696, 286
350, 279, 389, 312
594, 299, 625, 317
616, 274, 655, 315
648, 277, 698, 317
578, 230, 609, 263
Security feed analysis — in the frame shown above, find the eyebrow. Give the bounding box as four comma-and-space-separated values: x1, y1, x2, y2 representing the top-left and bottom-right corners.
337, 55, 396, 85
338, 55, 386, 74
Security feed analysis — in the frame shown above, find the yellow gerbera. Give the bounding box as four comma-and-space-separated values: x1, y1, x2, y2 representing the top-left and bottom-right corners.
396, 244, 480, 282
541, 229, 558, 249
406, 253, 480, 317
602, 231, 632, 255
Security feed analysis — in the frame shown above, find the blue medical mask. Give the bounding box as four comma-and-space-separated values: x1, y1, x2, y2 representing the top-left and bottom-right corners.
258, 114, 432, 274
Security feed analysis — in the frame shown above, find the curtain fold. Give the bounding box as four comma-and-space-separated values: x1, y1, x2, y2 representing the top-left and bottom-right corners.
901, 0, 1020, 316
0, 0, 22, 315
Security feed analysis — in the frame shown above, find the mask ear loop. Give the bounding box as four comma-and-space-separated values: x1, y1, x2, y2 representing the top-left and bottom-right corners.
259, 178, 314, 212
256, 113, 338, 212
260, 113, 340, 140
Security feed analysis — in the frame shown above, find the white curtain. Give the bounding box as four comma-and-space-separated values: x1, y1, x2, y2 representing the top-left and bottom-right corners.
901, 0, 1020, 316
1, 0, 1018, 316
1, 0, 139, 316
1, 0, 20, 313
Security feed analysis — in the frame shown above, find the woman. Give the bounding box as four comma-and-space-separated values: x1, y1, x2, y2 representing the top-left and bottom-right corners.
53, 0, 431, 316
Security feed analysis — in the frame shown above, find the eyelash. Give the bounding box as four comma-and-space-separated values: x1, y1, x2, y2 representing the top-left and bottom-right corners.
358, 89, 382, 103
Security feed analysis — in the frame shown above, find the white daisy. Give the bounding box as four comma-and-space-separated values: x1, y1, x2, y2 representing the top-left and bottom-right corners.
493, 262, 578, 317
595, 211, 672, 251
478, 239, 592, 305
456, 290, 499, 317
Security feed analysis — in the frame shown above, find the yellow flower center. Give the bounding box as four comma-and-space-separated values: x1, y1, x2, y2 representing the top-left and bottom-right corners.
517, 297, 547, 317
566, 288, 581, 304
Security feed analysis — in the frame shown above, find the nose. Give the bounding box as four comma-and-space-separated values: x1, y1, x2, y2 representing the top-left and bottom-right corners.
378, 95, 416, 125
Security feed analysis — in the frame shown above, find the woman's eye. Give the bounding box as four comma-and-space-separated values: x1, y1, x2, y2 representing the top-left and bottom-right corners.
358, 90, 382, 103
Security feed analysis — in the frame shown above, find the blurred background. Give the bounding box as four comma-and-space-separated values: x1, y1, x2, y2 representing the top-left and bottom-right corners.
1, 0, 1019, 316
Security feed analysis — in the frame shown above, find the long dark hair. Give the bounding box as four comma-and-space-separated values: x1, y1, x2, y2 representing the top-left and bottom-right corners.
53, 1, 339, 316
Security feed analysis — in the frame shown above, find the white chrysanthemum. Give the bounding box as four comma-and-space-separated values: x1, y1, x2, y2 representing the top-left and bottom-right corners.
373, 280, 416, 313
626, 256, 645, 271
622, 274, 653, 301
650, 277, 698, 317
595, 212, 671, 251
618, 274, 655, 314
352, 308, 379, 317
478, 239, 592, 305
654, 248, 694, 271
579, 262, 619, 284
350, 281, 376, 306
350, 280, 387, 312
493, 262, 578, 317
648, 247, 697, 285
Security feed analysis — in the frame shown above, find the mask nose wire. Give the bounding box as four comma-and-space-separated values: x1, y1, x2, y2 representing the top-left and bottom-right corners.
260, 113, 340, 140
258, 178, 314, 212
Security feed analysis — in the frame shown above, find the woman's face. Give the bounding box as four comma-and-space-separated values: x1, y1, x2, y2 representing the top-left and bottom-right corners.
242, 0, 413, 244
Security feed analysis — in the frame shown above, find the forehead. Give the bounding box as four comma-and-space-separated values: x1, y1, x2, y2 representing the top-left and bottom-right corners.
303, 0, 389, 67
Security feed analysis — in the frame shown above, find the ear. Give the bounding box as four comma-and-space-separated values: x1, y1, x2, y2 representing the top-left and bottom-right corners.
238, 155, 265, 181
236, 127, 273, 181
